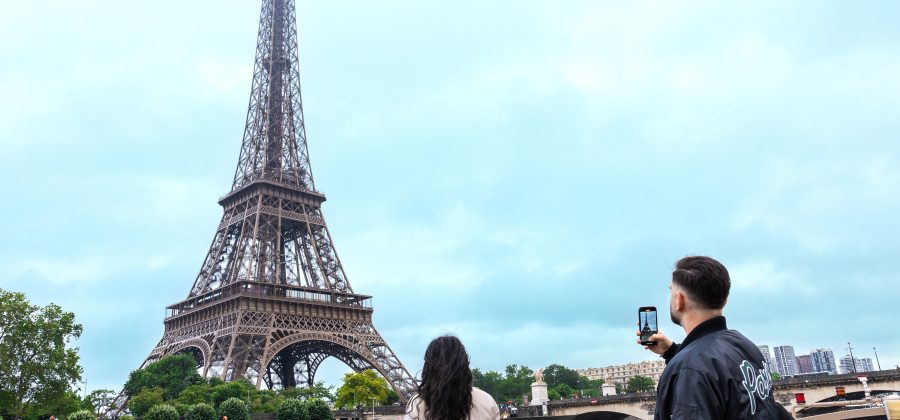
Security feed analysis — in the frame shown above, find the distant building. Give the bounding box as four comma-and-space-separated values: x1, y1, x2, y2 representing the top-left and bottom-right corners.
859, 358, 875, 373
774, 346, 798, 377
811, 349, 837, 374
758, 345, 774, 373
796, 355, 813, 374
577, 360, 665, 386
839, 355, 876, 374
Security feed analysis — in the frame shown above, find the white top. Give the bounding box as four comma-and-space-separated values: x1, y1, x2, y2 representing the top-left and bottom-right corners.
403, 387, 500, 420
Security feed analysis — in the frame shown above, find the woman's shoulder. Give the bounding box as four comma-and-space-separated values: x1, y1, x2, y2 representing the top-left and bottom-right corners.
471, 387, 498, 404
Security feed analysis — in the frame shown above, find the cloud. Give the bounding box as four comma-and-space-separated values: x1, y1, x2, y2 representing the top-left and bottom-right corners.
730, 259, 807, 292
5, 255, 173, 288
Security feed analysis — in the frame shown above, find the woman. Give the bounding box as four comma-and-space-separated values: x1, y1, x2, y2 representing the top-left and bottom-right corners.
404, 335, 500, 420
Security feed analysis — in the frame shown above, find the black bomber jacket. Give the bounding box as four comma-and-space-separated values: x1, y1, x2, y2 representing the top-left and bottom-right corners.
655, 317, 793, 419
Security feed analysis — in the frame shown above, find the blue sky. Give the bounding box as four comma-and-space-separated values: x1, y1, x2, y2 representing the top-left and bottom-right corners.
2, 1, 899, 392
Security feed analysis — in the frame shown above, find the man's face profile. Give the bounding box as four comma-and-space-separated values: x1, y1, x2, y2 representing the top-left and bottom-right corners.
669, 282, 682, 326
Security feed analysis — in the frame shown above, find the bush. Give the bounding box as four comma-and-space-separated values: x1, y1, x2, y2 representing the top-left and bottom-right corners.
276, 398, 308, 420
219, 397, 250, 420
128, 387, 165, 417
145, 404, 180, 420
68, 410, 96, 420
304, 398, 331, 420
120, 416, 134, 420
186, 402, 217, 420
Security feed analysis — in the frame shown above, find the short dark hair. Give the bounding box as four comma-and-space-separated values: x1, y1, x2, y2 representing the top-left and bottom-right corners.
672, 256, 731, 310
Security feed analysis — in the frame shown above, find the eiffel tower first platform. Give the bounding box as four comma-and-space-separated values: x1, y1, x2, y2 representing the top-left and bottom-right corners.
130, 0, 417, 400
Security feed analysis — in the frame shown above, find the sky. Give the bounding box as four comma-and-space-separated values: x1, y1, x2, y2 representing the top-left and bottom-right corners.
2, 0, 900, 392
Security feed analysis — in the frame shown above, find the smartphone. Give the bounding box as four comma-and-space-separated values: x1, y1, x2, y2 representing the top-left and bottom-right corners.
639, 306, 658, 345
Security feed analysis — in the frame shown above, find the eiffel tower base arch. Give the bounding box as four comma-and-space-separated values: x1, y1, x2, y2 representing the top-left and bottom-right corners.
142, 295, 417, 401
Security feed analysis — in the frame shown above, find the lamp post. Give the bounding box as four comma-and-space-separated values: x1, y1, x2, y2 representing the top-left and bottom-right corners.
873, 347, 882, 371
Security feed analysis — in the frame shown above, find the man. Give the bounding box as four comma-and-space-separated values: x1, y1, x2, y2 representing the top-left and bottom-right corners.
638, 256, 791, 419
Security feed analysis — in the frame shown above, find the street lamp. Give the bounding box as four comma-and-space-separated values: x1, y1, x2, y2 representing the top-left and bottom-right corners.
371, 397, 376, 418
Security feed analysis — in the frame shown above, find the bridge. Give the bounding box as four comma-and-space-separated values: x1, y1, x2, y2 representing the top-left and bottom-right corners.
547, 368, 900, 419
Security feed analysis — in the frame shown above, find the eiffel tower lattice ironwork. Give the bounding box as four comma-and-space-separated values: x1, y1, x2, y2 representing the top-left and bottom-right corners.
129, 0, 417, 401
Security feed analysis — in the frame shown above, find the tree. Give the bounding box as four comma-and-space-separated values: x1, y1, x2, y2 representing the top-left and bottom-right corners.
175, 384, 214, 406
304, 398, 332, 420
211, 379, 255, 407
0, 289, 84, 419
496, 365, 533, 404
83, 389, 117, 417
578, 377, 604, 397
544, 364, 581, 389
770, 372, 782, 382
279, 382, 334, 402
547, 389, 560, 401
68, 409, 96, 420
251, 389, 282, 413
129, 387, 165, 417
219, 397, 250, 420
333, 370, 392, 409
275, 398, 309, 420
123, 354, 204, 400
626, 375, 655, 393
185, 403, 216, 420
472, 368, 502, 399
145, 404, 180, 420
550, 384, 574, 400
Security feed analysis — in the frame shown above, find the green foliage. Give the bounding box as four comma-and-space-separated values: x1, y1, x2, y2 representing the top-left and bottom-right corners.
82, 389, 116, 417
129, 387, 165, 417
547, 389, 560, 401
279, 382, 335, 402
333, 370, 392, 409
472, 368, 503, 398
176, 384, 215, 406
185, 402, 217, 420
544, 364, 581, 388
68, 409, 96, 420
251, 389, 282, 413
25, 389, 82, 419
770, 372, 782, 382
551, 383, 574, 399
473, 365, 533, 405
276, 398, 309, 420
120, 415, 135, 420
626, 375, 655, 393
145, 403, 180, 420
212, 379, 255, 407
304, 398, 332, 420
475, 364, 607, 403
0, 289, 84, 420
219, 397, 250, 420
384, 390, 400, 406
124, 354, 204, 400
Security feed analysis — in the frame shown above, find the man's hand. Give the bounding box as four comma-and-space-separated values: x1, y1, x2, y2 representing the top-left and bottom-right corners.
636, 324, 673, 356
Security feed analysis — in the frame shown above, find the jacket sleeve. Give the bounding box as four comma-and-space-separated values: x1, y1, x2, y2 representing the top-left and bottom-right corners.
668, 368, 723, 420
662, 343, 680, 364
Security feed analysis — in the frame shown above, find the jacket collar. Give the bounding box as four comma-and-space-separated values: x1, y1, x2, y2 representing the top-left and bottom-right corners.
680, 316, 727, 349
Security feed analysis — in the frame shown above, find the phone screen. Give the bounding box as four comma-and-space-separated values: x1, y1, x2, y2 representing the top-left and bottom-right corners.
639, 306, 658, 345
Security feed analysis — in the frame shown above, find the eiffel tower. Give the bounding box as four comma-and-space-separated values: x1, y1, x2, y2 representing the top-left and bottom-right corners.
130, 0, 417, 400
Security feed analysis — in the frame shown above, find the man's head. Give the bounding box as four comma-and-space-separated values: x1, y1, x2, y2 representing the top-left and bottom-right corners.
669, 256, 731, 326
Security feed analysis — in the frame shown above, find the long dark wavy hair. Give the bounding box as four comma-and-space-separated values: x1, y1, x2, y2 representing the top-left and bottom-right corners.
415, 335, 474, 420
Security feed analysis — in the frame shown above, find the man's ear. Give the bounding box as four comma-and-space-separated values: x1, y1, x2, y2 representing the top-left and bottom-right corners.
674, 291, 685, 312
